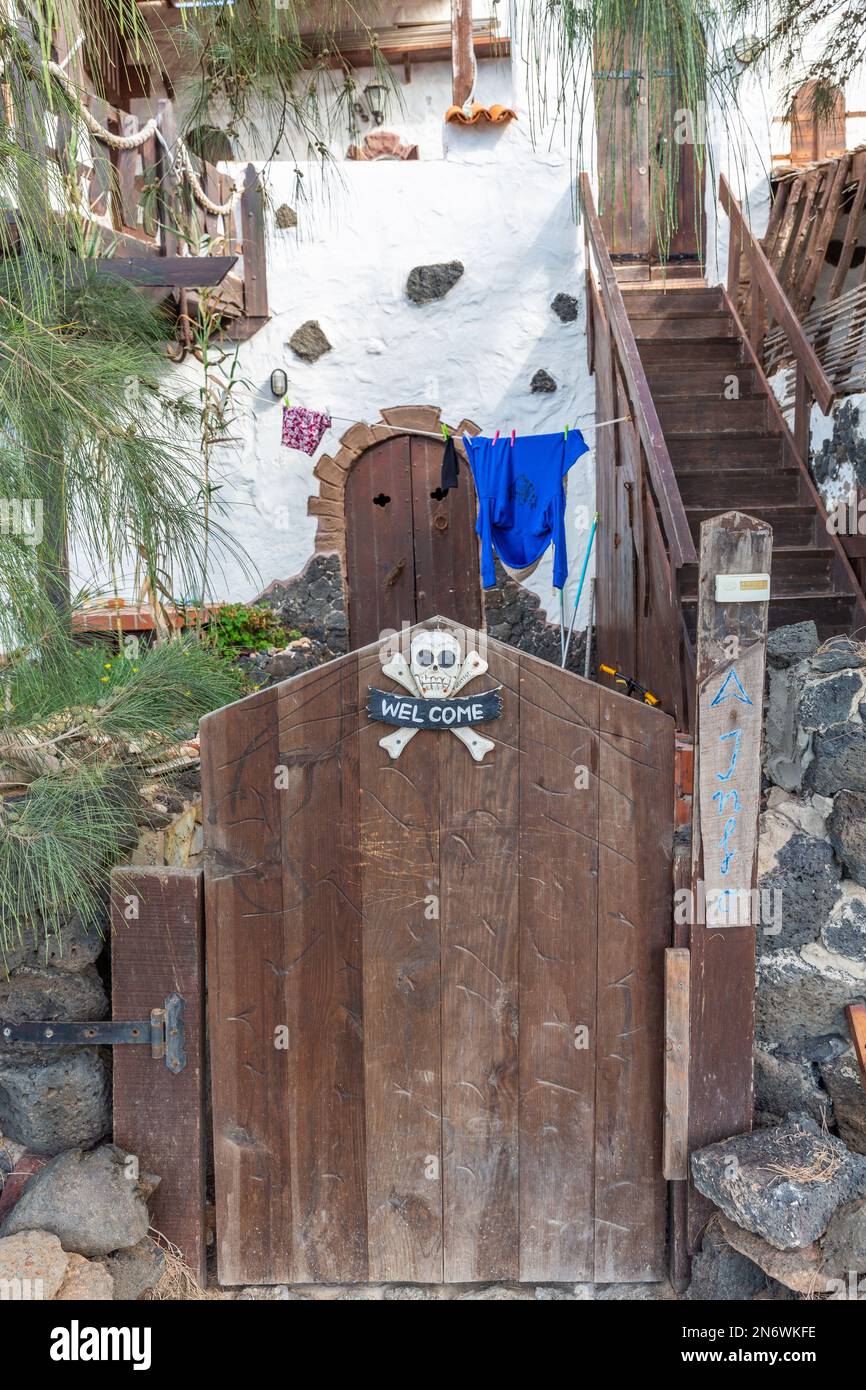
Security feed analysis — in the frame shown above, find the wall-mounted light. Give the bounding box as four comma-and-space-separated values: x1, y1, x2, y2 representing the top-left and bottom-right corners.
364, 82, 388, 127
270, 367, 288, 399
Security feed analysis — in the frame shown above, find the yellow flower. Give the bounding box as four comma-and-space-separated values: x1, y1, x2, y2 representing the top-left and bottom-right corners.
103, 662, 112, 670
100, 676, 109, 683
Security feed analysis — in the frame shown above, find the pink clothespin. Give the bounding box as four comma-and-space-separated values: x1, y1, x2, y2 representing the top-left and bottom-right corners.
510, 429, 516, 448
493, 429, 500, 444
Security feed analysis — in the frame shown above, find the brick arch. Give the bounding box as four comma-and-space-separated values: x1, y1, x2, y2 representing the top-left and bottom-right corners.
307, 404, 481, 575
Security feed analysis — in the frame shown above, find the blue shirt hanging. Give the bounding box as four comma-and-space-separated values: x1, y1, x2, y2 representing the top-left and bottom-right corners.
462, 430, 589, 589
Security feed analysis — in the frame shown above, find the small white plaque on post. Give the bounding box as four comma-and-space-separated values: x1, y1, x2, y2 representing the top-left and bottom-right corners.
714, 572, 771, 603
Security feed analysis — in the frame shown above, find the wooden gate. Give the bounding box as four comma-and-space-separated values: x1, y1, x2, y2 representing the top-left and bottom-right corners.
201, 620, 675, 1286
344, 435, 483, 647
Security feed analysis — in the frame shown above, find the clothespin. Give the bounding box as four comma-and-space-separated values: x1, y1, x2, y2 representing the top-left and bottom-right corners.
564, 423, 569, 440
283, 395, 290, 407
440, 423, 449, 441
493, 429, 500, 444
510, 429, 516, 448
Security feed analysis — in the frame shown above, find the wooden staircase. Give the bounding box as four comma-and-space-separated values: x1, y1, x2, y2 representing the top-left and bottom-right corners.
622, 282, 865, 646
579, 171, 866, 730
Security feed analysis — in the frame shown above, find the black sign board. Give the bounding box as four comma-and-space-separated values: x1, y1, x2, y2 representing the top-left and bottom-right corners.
367, 687, 502, 731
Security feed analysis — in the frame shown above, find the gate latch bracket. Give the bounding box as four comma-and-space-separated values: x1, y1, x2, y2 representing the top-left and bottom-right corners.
0, 992, 186, 1072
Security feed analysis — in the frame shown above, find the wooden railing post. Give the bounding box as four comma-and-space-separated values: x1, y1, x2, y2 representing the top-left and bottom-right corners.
794, 362, 812, 460
686, 511, 771, 1252
240, 162, 269, 327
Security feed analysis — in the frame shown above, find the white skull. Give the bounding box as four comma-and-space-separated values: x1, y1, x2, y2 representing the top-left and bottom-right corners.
410, 630, 461, 698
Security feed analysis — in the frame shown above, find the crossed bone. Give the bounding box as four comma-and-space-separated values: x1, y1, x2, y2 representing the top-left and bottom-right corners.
378, 649, 496, 763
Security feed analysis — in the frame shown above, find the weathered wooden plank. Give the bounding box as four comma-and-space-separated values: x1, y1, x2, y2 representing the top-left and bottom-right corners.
518, 656, 599, 1281
663, 947, 690, 1181
440, 634, 519, 1282
669, 837, 692, 1292
409, 436, 482, 632
346, 436, 415, 648
117, 114, 140, 230
828, 169, 866, 300
594, 687, 673, 1281
277, 656, 367, 1282
358, 639, 443, 1281
111, 866, 206, 1286
846, 1002, 866, 1090
240, 163, 268, 320
687, 511, 771, 1252
451, 0, 474, 107
201, 686, 291, 1285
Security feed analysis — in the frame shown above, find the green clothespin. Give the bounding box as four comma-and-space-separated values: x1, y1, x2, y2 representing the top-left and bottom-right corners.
564, 423, 569, 440
441, 423, 449, 440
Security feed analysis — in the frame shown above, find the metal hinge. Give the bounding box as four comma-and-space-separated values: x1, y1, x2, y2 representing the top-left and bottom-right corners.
0, 992, 186, 1072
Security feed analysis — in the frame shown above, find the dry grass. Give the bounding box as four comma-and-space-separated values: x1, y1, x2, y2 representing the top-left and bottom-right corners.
145, 1229, 207, 1301
765, 1117, 843, 1186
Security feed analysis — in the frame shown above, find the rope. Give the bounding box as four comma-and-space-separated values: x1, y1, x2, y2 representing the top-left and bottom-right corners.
47, 61, 239, 216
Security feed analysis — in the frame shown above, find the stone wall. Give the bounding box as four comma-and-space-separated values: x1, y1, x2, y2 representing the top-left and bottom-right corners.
758, 622, 866, 1152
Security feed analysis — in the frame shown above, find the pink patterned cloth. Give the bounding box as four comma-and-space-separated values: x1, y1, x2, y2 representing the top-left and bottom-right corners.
281, 405, 332, 455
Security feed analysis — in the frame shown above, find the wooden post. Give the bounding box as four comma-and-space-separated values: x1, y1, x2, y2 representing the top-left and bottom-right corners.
111, 866, 207, 1286
451, 0, 474, 109
240, 162, 269, 328
794, 363, 812, 461
687, 511, 771, 1252
156, 97, 178, 257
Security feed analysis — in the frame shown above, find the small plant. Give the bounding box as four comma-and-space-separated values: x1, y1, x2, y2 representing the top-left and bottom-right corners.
204, 602, 296, 659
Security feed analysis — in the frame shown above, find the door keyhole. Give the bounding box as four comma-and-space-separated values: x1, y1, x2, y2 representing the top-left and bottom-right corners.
373, 493, 391, 507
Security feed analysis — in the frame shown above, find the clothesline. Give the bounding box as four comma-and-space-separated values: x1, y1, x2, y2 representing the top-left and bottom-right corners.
322, 413, 632, 440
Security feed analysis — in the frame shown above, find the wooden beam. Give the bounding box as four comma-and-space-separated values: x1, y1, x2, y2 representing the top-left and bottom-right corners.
663, 947, 690, 1181
687, 511, 771, 1252
111, 866, 207, 1287
240, 163, 268, 321
451, 0, 474, 108
87, 255, 237, 287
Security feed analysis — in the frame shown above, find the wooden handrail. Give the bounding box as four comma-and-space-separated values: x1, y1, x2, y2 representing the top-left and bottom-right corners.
719, 173, 835, 414
579, 173, 696, 570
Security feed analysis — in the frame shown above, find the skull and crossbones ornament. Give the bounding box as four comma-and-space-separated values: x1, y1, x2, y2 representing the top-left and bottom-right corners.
377, 629, 496, 762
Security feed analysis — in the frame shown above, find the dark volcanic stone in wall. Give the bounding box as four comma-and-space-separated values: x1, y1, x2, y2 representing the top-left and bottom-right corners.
405, 261, 464, 304
758, 832, 842, 951
530, 369, 557, 393
829, 791, 866, 887
812, 401, 866, 488
256, 555, 349, 685
287, 320, 332, 363
484, 558, 587, 672
551, 292, 579, 322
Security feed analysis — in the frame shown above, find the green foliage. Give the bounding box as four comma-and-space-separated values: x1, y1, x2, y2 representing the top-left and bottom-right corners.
204, 602, 295, 658
178, 0, 398, 161
524, 0, 745, 258
0, 634, 243, 961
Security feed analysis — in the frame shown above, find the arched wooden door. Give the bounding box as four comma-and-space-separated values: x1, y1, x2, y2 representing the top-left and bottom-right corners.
344, 435, 483, 648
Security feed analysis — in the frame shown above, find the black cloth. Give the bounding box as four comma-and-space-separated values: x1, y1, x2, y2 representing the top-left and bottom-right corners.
440, 436, 460, 492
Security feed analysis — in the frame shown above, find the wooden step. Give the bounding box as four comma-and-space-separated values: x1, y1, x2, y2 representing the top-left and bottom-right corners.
630, 312, 735, 341
645, 364, 761, 399
657, 397, 768, 435
622, 287, 724, 316
683, 593, 856, 644
676, 469, 801, 508
681, 547, 835, 599
685, 504, 818, 548
637, 337, 744, 366
669, 433, 786, 470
